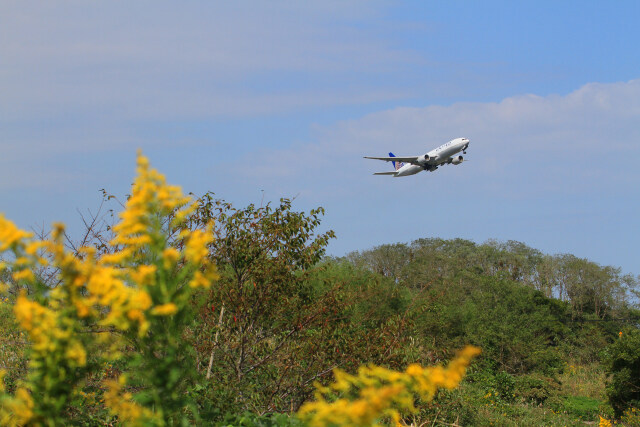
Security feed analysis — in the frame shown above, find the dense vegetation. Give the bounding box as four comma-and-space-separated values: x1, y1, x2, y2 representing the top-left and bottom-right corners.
342, 239, 640, 424
1, 157, 639, 425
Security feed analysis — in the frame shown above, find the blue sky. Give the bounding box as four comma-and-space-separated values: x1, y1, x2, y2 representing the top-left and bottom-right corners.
1, 1, 639, 274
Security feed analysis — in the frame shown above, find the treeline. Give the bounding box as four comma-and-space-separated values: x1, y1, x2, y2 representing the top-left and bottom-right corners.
346, 238, 639, 321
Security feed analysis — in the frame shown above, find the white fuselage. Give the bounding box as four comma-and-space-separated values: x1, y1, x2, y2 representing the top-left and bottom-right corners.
395, 137, 469, 177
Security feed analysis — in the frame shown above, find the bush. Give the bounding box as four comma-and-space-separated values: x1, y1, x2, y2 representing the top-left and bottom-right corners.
514, 373, 560, 405
602, 327, 640, 417
0, 153, 219, 426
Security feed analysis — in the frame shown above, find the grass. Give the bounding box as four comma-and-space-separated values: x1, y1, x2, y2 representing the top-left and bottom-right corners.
559, 362, 608, 401
0, 298, 27, 393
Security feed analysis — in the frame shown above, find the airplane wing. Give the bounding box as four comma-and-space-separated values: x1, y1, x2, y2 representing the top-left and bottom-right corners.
364, 156, 419, 163
373, 171, 397, 176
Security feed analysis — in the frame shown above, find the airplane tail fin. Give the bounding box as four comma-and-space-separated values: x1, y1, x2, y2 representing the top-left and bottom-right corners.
389, 152, 404, 171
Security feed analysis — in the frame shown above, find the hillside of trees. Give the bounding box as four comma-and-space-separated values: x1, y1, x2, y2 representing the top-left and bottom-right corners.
1, 180, 640, 425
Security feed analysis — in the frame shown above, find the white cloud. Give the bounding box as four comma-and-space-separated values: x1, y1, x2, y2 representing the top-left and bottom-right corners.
234, 79, 640, 200
0, 1, 414, 121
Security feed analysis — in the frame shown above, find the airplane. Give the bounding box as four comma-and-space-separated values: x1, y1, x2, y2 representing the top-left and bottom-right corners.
364, 137, 470, 177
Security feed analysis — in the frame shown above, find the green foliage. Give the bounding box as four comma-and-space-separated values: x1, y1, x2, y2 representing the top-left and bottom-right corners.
0, 154, 220, 426
189, 194, 341, 415
349, 238, 639, 321
455, 277, 567, 374
216, 412, 304, 427
551, 395, 602, 419
0, 299, 26, 395
603, 327, 640, 417
513, 373, 560, 404
619, 406, 640, 426
470, 370, 517, 403
410, 380, 588, 427
343, 237, 635, 425
1, 165, 636, 426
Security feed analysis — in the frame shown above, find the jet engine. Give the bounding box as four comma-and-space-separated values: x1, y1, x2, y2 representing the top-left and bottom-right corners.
450, 156, 463, 165
418, 154, 431, 164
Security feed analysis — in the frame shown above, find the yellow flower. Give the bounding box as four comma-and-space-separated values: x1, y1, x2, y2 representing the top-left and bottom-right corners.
103, 376, 158, 426
130, 265, 157, 287
100, 248, 133, 265
299, 346, 481, 426
599, 416, 613, 427
162, 247, 180, 269
14, 294, 55, 336
406, 364, 423, 377
74, 300, 91, 318
65, 341, 88, 367
24, 241, 45, 256
0, 152, 222, 424
0, 215, 33, 251
1, 387, 35, 426
14, 257, 31, 267
130, 291, 152, 311
51, 222, 65, 240
184, 226, 213, 265
172, 201, 198, 226
127, 309, 145, 322
109, 152, 194, 257
12, 269, 35, 282
188, 270, 209, 289
151, 303, 178, 316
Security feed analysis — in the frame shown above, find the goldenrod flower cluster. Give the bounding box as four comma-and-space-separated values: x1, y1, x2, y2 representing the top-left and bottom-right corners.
619, 406, 640, 426
0, 216, 43, 291
103, 375, 160, 427
599, 416, 613, 427
0, 388, 34, 426
0, 215, 33, 252
0, 152, 219, 425
298, 346, 481, 426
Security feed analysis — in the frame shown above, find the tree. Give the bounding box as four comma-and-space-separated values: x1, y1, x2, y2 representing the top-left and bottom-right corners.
346, 243, 411, 282
189, 193, 340, 413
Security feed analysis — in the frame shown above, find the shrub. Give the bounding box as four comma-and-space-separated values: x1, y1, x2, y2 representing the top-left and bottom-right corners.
514, 373, 560, 405
602, 327, 640, 417
619, 406, 640, 426
0, 152, 219, 426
